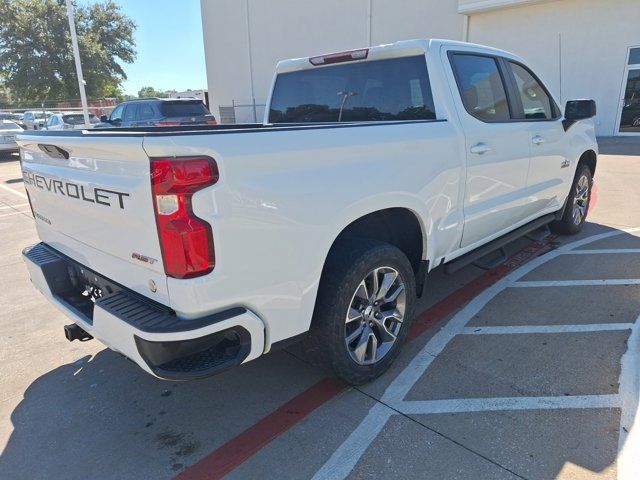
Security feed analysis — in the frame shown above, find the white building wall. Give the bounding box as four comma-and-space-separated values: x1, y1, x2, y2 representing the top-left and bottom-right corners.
200, 0, 639, 134
200, 0, 253, 121
201, 0, 463, 123
369, 0, 464, 45
458, 0, 560, 14
466, 0, 640, 135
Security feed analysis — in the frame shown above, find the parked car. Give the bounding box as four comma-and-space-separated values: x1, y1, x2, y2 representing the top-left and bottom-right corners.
98, 98, 217, 128
18, 39, 597, 384
13, 113, 25, 129
23, 111, 53, 130
0, 120, 23, 154
0, 112, 25, 129
45, 112, 100, 130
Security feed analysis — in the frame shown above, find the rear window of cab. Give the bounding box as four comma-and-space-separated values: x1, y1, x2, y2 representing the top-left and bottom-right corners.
269, 55, 436, 123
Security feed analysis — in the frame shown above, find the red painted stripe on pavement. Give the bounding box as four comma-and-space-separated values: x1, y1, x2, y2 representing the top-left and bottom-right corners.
589, 181, 598, 214
176, 235, 555, 480
407, 235, 555, 341
175, 377, 347, 480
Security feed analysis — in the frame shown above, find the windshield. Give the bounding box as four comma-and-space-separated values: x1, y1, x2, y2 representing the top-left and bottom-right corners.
34, 112, 52, 120
269, 55, 436, 123
159, 101, 209, 117
63, 114, 99, 125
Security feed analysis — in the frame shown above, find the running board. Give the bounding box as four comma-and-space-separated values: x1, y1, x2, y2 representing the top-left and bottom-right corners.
444, 214, 555, 274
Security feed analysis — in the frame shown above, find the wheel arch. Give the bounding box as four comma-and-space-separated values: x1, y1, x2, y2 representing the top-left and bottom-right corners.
578, 149, 597, 176
319, 206, 428, 299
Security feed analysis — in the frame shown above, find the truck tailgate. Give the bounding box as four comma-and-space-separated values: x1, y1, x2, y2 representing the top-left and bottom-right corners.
18, 133, 169, 303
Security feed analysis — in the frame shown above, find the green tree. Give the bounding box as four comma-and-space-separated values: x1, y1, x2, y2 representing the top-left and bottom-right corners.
0, 0, 136, 103
0, 80, 11, 108
137, 86, 169, 98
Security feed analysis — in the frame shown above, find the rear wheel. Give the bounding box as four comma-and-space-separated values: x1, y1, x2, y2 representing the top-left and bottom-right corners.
309, 239, 416, 385
551, 164, 592, 235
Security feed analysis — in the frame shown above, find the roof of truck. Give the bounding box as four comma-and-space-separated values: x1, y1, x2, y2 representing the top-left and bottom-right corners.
274, 38, 521, 75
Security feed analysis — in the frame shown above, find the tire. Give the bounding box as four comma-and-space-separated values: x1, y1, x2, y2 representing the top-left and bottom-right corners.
309, 238, 416, 385
551, 163, 592, 235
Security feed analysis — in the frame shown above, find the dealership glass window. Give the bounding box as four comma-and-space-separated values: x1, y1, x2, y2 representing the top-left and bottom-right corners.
619, 69, 640, 133
628, 48, 640, 65
450, 54, 510, 122
268, 55, 436, 123
509, 62, 554, 120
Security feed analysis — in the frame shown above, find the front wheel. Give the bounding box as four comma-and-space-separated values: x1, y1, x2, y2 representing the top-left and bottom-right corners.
309, 239, 416, 385
551, 164, 592, 235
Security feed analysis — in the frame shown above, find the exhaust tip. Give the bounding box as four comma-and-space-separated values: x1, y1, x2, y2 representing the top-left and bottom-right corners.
64, 324, 93, 342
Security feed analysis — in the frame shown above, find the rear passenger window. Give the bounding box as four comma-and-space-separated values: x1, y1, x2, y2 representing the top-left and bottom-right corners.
450, 54, 511, 122
509, 62, 556, 120
269, 56, 436, 123
123, 105, 137, 122
138, 103, 155, 120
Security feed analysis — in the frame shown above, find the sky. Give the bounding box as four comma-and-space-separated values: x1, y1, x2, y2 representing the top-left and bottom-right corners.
78, 0, 208, 96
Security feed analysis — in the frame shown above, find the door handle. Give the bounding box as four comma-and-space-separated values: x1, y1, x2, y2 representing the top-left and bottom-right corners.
532, 135, 546, 145
470, 143, 492, 155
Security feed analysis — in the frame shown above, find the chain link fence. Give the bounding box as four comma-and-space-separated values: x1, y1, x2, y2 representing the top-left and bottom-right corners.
0, 98, 117, 117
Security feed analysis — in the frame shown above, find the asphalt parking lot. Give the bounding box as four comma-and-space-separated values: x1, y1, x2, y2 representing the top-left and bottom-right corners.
1, 138, 640, 480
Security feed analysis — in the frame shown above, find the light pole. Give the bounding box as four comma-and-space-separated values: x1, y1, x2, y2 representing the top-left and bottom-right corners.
65, 0, 90, 127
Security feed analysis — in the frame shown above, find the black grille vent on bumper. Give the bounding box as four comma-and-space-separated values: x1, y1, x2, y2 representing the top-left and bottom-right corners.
24, 243, 60, 264
135, 330, 250, 380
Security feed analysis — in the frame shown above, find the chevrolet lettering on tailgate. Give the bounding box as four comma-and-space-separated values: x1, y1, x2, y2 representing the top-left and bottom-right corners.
22, 169, 130, 209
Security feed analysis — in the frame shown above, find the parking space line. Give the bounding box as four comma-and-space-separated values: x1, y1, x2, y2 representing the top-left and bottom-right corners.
397, 394, 620, 415
618, 315, 640, 480
311, 403, 394, 480
565, 249, 640, 255
314, 227, 640, 480
512, 279, 640, 287
407, 236, 556, 342
0, 203, 28, 210
178, 237, 556, 480
0, 182, 27, 200
461, 324, 633, 334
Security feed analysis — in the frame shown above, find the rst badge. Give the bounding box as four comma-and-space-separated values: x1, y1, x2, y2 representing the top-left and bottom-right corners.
131, 252, 158, 265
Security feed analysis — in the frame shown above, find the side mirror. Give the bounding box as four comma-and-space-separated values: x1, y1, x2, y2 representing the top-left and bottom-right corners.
100, 115, 109, 123
563, 99, 596, 131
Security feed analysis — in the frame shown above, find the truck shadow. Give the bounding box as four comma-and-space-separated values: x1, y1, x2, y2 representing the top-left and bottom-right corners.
0, 347, 326, 479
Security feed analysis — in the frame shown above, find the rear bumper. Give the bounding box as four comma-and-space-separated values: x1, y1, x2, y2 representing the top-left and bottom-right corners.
0, 143, 18, 152
22, 243, 265, 380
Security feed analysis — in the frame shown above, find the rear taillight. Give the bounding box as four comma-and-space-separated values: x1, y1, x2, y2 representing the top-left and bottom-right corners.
154, 121, 182, 127
205, 119, 217, 125
150, 157, 219, 279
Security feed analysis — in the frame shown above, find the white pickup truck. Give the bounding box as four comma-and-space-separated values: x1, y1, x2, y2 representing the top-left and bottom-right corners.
18, 39, 597, 384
